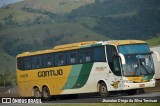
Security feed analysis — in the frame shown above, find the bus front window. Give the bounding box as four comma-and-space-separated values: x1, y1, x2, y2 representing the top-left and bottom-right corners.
118, 44, 154, 76
122, 54, 154, 76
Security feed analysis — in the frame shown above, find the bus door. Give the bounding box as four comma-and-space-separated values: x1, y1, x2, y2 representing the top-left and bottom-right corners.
106, 45, 123, 90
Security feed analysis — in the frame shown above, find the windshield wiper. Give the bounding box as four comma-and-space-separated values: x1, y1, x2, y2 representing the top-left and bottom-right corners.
139, 62, 150, 75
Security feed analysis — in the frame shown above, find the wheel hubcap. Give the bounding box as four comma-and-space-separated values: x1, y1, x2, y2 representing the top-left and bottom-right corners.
43, 91, 49, 97
35, 91, 40, 97
101, 86, 106, 94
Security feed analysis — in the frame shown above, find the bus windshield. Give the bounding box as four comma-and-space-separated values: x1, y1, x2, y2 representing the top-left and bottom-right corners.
118, 44, 154, 76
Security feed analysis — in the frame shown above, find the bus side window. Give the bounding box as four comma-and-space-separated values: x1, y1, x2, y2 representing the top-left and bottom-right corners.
17, 57, 24, 70
93, 46, 106, 62
31, 56, 42, 69
24, 57, 31, 70
43, 54, 54, 68
79, 49, 92, 63
79, 51, 83, 63
67, 51, 78, 65
106, 46, 118, 71
113, 57, 121, 76
36, 56, 42, 68
56, 53, 66, 66
85, 49, 92, 63
31, 56, 35, 69
47, 57, 52, 66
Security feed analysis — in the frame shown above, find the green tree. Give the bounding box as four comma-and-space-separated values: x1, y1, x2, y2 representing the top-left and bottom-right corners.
1, 70, 11, 87
0, 74, 3, 86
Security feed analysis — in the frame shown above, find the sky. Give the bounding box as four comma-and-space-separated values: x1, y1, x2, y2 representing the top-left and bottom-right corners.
0, 0, 23, 7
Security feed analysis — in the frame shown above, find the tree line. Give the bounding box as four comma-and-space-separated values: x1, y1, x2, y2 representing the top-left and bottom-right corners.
0, 71, 16, 87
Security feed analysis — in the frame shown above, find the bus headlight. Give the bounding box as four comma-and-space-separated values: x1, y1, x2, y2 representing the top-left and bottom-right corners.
150, 79, 155, 82
124, 80, 133, 83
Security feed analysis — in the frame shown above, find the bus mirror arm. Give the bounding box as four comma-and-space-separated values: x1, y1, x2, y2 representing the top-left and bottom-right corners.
153, 51, 160, 62
118, 53, 126, 65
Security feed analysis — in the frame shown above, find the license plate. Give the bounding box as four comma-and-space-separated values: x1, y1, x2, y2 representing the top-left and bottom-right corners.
139, 84, 145, 87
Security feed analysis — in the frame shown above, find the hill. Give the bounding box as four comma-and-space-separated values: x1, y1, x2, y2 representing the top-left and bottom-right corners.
0, 0, 94, 23
146, 36, 160, 46
0, 23, 108, 56
69, 0, 160, 39
1, 0, 160, 40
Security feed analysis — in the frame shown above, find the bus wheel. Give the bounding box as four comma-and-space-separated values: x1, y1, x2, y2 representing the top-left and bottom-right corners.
33, 88, 41, 98
42, 87, 51, 101
99, 82, 109, 97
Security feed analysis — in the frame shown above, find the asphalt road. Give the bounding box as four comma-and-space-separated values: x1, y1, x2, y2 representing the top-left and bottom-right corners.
44, 92, 160, 103
0, 92, 160, 106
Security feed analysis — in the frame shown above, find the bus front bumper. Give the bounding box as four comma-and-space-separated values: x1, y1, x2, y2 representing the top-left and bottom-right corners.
123, 79, 156, 90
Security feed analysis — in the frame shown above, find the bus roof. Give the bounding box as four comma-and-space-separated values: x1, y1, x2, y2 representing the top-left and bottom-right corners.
17, 40, 146, 57
16, 41, 96, 57
105, 40, 146, 46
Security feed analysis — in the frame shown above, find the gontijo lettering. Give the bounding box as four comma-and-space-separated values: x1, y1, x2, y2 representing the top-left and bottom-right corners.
38, 69, 63, 77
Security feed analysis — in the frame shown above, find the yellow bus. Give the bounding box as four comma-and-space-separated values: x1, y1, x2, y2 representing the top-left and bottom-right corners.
16, 40, 156, 100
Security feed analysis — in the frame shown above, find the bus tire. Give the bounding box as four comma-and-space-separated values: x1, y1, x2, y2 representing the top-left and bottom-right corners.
99, 82, 109, 97
33, 88, 41, 98
42, 86, 51, 101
